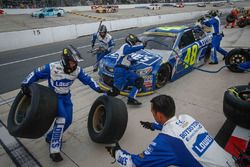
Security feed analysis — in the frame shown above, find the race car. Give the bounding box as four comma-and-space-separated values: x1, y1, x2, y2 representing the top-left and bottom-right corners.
31, 7, 65, 18
98, 26, 212, 96
174, 3, 184, 8
147, 4, 161, 10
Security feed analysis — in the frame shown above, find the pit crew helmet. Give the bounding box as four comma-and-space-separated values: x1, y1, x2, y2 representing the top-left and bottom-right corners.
61, 45, 82, 74
99, 25, 107, 38
125, 34, 140, 46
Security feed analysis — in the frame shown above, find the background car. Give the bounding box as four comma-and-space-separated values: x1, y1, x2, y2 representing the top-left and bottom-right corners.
31, 7, 65, 18
174, 3, 184, 8
95, 5, 118, 13
0, 9, 6, 15
213, 2, 224, 7
147, 4, 161, 10
197, 3, 206, 7
98, 26, 213, 96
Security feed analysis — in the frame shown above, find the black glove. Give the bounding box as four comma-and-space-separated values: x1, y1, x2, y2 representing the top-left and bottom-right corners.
143, 41, 148, 48
106, 87, 120, 97
140, 121, 154, 131
105, 142, 121, 158
96, 88, 105, 93
21, 84, 30, 95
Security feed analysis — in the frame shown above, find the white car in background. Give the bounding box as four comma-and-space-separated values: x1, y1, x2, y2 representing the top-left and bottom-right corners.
147, 4, 161, 10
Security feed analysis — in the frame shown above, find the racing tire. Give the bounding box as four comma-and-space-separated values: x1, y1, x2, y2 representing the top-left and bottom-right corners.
88, 96, 128, 144
225, 48, 249, 73
156, 64, 171, 89
226, 14, 236, 23
7, 83, 57, 139
223, 85, 250, 129
39, 14, 44, 18
57, 13, 61, 17
237, 19, 247, 28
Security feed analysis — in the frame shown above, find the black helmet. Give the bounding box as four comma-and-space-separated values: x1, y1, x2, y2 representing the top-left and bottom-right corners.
209, 10, 218, 17
99, 25, 107, 38
125, 34, 140, 46
61, 45, 82, 74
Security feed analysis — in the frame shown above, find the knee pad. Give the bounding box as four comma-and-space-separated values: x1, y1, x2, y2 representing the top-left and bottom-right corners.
134, 77, 144, 89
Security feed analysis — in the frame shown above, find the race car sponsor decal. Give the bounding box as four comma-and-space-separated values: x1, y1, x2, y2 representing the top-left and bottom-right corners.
143, 75, 153, 88
37, 65, 46, 72
22, 71, 35, 84
192, 132, 214, 157
199, 36, 212, 47
129, 50, 161, 66
144, 142, 156, 155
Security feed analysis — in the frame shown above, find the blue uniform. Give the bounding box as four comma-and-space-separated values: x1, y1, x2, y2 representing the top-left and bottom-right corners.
92, 33, 115, 69
22, 61, 101, 153
239, 61, 250, 70
203, 16, 228, 63
114, 43, 144, 100
115, 115, 235, 167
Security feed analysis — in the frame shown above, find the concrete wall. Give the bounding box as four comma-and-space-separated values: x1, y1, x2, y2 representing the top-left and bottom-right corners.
0, 9, 232, 52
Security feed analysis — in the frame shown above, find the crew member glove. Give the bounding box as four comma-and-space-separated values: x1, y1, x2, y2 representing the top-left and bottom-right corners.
21, 84, 30, 95
143, 41, 148, 48
140, 121, 154, 131
106, 87, 120, 97
96, 88, 105, 93
105, 142, 121, 158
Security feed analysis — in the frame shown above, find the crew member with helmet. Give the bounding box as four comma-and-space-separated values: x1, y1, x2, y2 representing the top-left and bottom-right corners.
202, 10, 228, 64
111, 34, 145, 105
91, 25, 115, 72
225, 8, 239, 28
21, 45, 104, 162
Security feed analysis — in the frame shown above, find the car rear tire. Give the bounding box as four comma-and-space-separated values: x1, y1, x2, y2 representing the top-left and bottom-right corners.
39, 14, 44, 18
225, 48, 249, 72
88, 96, 128, 144
237, 19, 247, 28
57, 13, 61, 17
7, 83, 57, 139
156, 64, 171, 89
223, 85, 250, 129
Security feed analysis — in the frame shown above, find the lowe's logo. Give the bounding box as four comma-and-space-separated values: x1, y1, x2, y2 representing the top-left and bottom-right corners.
192, 132, 213, 157
54, 80, 73, 87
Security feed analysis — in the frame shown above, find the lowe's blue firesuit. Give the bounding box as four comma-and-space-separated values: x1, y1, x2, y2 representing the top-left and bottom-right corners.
91, 32, 115, 69
114, 115, 235, 167
203, 16, 228, 64
22, 61, 101, 154
114, 43, 144, 101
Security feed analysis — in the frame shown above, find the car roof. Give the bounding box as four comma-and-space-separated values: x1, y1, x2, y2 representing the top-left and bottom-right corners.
146, 26, 189, 34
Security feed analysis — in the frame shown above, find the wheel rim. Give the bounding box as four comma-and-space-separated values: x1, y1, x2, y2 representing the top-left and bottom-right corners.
156, 66, 169, 88
92, 104, 106, 133
14, 95, 31, 125
229, 54, 246, 65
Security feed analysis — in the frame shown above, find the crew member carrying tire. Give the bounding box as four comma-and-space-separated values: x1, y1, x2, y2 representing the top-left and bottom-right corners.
20, 45, 105, 162
225, 8, 239, 28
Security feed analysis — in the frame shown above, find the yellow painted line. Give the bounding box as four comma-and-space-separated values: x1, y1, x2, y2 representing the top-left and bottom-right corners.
98, 82, 154, 97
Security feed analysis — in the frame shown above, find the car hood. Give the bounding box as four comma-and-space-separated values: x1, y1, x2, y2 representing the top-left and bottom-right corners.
145, 49, 172, 62
101, 49, 163, 69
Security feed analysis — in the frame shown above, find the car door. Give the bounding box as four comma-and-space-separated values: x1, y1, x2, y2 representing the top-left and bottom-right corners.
176, 30, 199, 73
47, 8, 54, 16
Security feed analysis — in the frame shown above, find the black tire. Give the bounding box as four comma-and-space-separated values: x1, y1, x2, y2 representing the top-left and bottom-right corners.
7, 83, 57, 139
223, 85, 250, 129
237, 19, 247, 28
225, 48, 249, 73
88, 96, 128, 144
57, 13, 61, 17
226, 14, 236, 23
39, 14, 44, 18
156, 64, 171, 89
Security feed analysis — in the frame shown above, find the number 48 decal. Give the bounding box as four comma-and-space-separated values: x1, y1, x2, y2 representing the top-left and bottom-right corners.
184, 44, 198, 68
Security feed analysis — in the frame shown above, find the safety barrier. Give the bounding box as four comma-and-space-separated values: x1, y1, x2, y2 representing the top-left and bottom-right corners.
0, 9, 231, 52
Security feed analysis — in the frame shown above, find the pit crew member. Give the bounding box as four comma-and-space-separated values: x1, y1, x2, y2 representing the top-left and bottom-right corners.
21, 45, 104, 162
106, 94, 236, 167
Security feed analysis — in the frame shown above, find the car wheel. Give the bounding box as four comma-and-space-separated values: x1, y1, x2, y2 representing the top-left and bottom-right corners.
156, 64, 171, 89
225, 48, 249, 72
237, 19, 247, 28
57, 13, 61, 17
88, 96, 128, 144
226, 14, 235, 23
223, 85, 250, 129
7, 83, 57, 139
39, 14, 44, 18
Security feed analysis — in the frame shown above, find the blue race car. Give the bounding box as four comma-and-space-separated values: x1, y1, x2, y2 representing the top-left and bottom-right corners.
31, 7, 65, 18
98, 26, 212, 96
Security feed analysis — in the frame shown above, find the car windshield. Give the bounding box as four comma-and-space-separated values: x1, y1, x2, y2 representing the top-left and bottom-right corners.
140, 34, 176, 50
